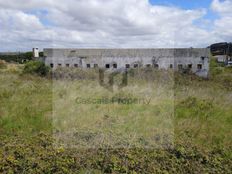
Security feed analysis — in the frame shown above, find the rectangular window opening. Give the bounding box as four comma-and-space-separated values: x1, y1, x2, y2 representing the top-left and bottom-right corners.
134, 64, 138, 68
113, 63, 117, 68
74, 64, 78, 67
94, 64, 98, 68
126, 64, 130, 68
86, 64, 91, 68
105, 64, 110, 68
153, 64, 159, 69
169, 64, 173, 69
197, 64, 202, 70
178, 64, 183, 70
50, 64, 54, 68
188, 64, 192, 69
66, 64, 69, 67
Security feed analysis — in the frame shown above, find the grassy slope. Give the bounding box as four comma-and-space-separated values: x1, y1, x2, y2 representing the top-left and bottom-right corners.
0, 61, 231, 173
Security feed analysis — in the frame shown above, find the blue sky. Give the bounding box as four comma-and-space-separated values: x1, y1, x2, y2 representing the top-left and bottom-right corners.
150, 0, 212, 9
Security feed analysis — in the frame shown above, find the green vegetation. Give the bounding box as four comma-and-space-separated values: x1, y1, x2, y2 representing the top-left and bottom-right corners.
23, 61, 50, 77
0, 52, 43, 63
0, 61, 231, 173
0, 52, 33, 63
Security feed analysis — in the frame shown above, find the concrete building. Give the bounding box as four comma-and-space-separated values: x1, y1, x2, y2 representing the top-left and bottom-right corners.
210, 42, 232, 66
215, 55, 226, 63
32, 48, 39, 58
41, 48, 210, 77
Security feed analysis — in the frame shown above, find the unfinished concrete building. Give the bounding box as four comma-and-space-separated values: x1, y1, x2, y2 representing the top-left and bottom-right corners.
41, 48, 210, 77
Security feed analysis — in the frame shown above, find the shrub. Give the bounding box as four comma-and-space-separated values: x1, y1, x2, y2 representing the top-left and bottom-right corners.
0, 60, 7, 69
23, 61, 50, 76
176, 97, 215, 120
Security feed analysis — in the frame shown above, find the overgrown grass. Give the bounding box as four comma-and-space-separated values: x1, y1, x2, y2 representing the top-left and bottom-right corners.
0, 62, 231, 173
0, 64, 52, 136
52, 70, 174, 148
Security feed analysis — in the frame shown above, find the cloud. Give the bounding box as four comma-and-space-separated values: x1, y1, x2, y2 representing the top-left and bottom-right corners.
0, 9, 43, 30
0, 0, 230, 51
211, 0, 232, 14
211, 0, 232, 41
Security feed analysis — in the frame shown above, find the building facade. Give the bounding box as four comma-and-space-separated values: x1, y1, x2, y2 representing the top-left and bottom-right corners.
42, 48, 210, 77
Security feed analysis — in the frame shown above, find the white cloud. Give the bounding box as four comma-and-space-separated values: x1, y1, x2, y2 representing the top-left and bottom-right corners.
211, 0, 232, 41
0, 9, 43, 30
211, 0, 232, 14
0, 0, 231, 51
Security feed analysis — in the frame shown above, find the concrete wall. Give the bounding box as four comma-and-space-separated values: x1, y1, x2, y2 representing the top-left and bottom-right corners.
32, 48, 39, 58
43, 48, 210, 77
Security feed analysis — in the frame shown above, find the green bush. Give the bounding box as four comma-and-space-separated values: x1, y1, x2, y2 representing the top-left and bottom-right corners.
23, 61, 50, 76
176, 97, 215, 120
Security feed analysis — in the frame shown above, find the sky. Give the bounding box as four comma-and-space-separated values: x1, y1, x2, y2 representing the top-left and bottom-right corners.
150, 0, 212, 9
0, 0, 231, 51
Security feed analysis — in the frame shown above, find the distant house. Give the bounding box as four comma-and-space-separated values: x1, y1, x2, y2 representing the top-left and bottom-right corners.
210, 42, 232, 65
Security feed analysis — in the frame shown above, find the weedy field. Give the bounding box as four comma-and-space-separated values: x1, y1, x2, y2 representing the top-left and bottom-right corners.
0, 60, 231, 173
